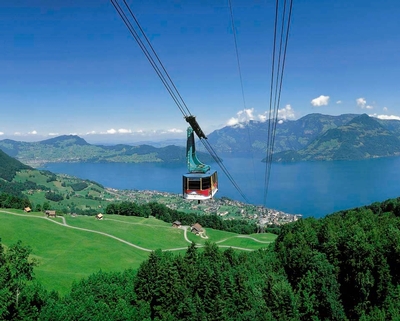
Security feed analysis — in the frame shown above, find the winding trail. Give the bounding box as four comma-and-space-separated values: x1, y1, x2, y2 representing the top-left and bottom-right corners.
0, 210, 268, 252
0, 210, 152, 252
217, 235, 273, 245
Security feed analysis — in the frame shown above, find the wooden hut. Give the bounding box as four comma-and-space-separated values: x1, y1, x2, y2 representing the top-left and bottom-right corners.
96, 213, 104, 220
45, 210, 56, 218
172, 221, 181, 228
191, 223, 203, 234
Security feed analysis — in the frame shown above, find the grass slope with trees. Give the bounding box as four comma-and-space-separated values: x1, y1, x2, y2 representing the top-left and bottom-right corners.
0, 208, 276, 295
2, 197, 400, 320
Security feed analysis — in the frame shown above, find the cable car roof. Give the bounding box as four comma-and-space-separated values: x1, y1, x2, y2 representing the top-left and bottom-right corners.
183, 171, 217, 178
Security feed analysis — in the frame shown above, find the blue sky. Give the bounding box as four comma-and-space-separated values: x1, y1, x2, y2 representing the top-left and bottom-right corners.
1, 0, 399, 143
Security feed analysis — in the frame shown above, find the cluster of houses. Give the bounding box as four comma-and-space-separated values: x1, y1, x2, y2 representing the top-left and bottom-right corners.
172, 221, 204, 235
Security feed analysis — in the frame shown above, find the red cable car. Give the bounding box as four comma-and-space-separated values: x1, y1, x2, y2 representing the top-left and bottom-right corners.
183, 171, 218, 201
182, 122, 218, 201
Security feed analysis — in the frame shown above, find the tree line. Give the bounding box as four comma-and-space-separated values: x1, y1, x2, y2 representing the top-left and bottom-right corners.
0, 192, 31, 210
106, 201, 258, 234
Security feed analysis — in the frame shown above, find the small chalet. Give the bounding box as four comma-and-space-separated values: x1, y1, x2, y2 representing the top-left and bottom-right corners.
45, 210, 56, 218
191, 223, 203, 234
96, 213, 104, 220
24, 207, 31, 213
172, 221, 181, 228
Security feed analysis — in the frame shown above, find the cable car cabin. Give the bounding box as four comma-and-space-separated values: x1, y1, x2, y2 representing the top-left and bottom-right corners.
183, 171, 218, 201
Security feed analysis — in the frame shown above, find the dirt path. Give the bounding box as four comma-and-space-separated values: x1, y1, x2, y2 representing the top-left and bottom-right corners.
182, 226, 191, 243
218, 235, 273, 244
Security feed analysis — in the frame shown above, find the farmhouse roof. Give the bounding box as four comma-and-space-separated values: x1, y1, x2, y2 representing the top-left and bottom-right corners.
191, 223, 203, 232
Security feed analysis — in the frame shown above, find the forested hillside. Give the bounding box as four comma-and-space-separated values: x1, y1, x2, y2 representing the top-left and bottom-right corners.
2, 197, 400, 320
0, 149, 31, 181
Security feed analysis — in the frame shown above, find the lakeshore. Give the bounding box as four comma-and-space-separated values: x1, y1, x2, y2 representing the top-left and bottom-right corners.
105, 188, 301, 226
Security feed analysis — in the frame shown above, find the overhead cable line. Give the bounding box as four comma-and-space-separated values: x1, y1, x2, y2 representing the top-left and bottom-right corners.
110, 0, 250, 203
228, 0, 257, 188
228, 0, 247, 111
263, 0, 293, 206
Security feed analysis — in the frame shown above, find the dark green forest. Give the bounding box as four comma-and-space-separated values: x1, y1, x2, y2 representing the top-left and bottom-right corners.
2, 197, 400, 320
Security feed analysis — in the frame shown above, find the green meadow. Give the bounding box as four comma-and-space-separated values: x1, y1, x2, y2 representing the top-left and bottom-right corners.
0, 209, 276, 295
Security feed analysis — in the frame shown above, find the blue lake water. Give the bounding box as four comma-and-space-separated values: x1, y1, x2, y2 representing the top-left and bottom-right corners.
41, 156, 400, 218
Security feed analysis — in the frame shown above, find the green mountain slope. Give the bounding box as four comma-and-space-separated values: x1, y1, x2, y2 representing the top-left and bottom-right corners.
272, 114, 400, 162
0, 135, 213, 166
0, 149, 31, 181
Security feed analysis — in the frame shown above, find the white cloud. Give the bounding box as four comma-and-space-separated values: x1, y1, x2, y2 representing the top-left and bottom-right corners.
356, 97, 374, 109
0, 132, 4, 135
104, 128, 132, 134
311, 95, 330, 107
278, 119, 283, 124
227, 117, 240, 126
371, 114, 400, 121
86, 131, 97, 135
336, 100, 342, 104
117, 128, 132, 134
226, 108, 255, 126
278, 104, 295, 120
356, 97, 367, 108
28, 130, 37, 135
227, 106, 296, 127
167, 128, 183, 133
258, 114, 267, 122
48, 132, 59, 136
383, 107, 388, 111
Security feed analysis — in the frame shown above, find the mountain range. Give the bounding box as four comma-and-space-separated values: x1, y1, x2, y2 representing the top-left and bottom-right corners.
206, 113, 400, 162
2, 113, 400, 165
0, 135, 213, 167
271, 114, 400, 161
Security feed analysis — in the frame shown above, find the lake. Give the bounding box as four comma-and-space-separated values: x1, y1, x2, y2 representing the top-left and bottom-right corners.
41, 156, 400, 218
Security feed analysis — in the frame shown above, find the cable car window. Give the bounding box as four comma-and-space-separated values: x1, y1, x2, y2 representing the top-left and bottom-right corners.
188, 178, 201, 190
202, 177, 211, 189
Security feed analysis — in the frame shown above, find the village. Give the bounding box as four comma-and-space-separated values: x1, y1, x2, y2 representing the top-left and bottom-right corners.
107, 188, 302, 226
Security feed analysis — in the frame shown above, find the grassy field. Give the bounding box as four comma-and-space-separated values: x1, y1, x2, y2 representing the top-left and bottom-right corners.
0, 209, 276, 295
186, 228, 276, 249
